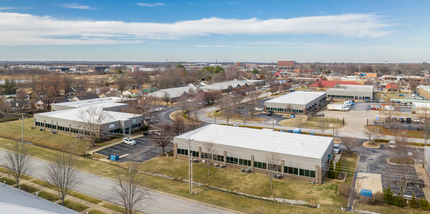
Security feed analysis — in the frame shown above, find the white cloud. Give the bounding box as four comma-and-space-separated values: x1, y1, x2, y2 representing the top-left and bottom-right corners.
59, 3, 95, 10
195, 45, 242, 48
0, 12, 394, 46
137, 3, 167, 7
0, 7, 32, 10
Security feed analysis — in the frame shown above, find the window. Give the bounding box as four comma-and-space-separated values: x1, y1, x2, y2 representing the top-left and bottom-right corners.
305, 170, 310, 177
310, 170, 316, 178
299, 169, 305, 176
294, 168, 298, 175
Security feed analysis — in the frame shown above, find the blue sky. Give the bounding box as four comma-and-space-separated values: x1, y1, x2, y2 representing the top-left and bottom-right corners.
0, 0, 429, 62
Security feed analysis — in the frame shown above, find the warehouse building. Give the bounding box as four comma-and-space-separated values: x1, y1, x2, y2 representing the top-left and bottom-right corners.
150, 84, 199, 100
173, 124, 334, 183
264, 91, 327, 114
200, 80, 265, 92
326, 84, 374, 100
419, 86, 430, 100
34, 98, 143, 137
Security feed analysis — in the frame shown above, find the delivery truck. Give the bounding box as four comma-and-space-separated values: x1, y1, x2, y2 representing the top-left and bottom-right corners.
327, 104, 350, 111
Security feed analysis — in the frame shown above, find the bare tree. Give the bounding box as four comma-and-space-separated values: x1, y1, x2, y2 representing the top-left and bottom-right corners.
219, 96, 234, 125
43, 146, 82, 205
162, 92, 170, 106
292, 116, 306, 128
112, 162, 153, 214
316, 118, 329, 135
341, 137, 360, 152
4, 141, 33, 188
389, 132, 413, 199
246, 92, 260, 119
153, 124, 172, 156
203, 142, 218, 176
363, 127, 382, 145
139, 95, 157, 130
416, 106, 430, 146
78, 106, 112, 147
15, 89, 28, 113
178, 95, 189, 113
265, 152, 281, 190
0, 97, 11, 117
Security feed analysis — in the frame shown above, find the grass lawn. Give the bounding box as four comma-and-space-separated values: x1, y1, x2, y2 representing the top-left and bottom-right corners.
209, 111, 266, 123
0, 119, 117, 155
367, 125, 426, 139
38, 191, 60, 202
20, 184, 39, 193
140, 156, 346, 208
279, 117, 343, 129
69, 191, 102, 204
355, 202, 430, 213
63, 200, 89, 212
102, 203, 126, 213
338, 151, 358, 185
88, 209, 106, 214
170, 110, 203, 125
0, 176, 17, 185
0, 165, 33, 180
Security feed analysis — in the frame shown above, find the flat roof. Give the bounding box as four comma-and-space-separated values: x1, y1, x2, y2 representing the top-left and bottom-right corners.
175, 124, 333, 159
265, 91, 326, 105
51, 97, 124, 108
37, 103, 138, 124
327, 84, 373, 93
151, 84, 197, 98
0, 185, 78, 214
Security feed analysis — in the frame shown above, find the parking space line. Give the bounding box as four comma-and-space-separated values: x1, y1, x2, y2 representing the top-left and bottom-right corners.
119, 154, 129, 158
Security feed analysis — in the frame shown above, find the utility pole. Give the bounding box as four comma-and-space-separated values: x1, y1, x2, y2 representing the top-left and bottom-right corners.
187, 138, 194, 195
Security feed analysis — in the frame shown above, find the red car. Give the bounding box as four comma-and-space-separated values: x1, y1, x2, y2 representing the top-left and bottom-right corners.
371, 106, 380, 110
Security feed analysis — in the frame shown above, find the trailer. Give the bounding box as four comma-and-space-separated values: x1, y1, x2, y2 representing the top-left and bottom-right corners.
327, 104, 350, 111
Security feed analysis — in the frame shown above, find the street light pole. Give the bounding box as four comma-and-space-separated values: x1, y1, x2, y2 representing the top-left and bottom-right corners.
187, 138, 194, 195
214, 116, 217, 124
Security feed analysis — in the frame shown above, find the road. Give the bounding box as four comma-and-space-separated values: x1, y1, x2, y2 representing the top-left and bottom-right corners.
0, 149, 234, 214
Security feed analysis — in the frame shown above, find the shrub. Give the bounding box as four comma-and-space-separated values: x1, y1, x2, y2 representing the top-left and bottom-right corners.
337, 183, 350, 198
419, 198, 430, 210
335, 161, 341, 179
373, 191, 384, 205
394, 195, 406, 207
328, 160, 335, 179
383, 186, 394, 205
359, 195, 376, 204
410, 193, 418, 208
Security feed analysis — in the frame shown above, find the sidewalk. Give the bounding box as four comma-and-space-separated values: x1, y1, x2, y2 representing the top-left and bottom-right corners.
0, 170, 121, 214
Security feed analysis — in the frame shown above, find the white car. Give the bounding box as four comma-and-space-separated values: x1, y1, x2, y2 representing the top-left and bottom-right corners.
388, 141, 396, 148
122, 138, 136, 145
255, 107, 263, 111
334, 144, 340, 154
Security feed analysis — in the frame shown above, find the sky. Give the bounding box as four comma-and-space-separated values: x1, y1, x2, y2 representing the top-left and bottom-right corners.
0, 0, 429, 63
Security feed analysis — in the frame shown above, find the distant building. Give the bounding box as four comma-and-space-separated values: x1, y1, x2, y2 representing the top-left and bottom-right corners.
309, 80, 361, 89
294, 69, 314, 73
419, 86, 430, 99
382, 75, 424, 83
235, 62, 245, 67
94, 66, 109, 74
278, 61, 295, 68
385, 83, 399, 91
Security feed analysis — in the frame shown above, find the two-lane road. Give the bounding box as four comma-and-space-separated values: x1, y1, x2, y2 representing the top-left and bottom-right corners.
0, 149, 235, 214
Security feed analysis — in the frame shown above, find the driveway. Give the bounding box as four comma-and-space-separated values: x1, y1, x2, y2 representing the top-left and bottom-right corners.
96, 137, 173, 162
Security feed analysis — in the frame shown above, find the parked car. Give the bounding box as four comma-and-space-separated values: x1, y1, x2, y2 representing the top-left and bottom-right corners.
334, 144, 341, 154
406, 118, 412, 123
267, 111, 273, 116
375, 99, 379, 102
399, 118, 405, 122
148, 130, 160, 135
417, 125, 423, 131
406, 177, 425, 188
414, 117, 421, 123
388, 141, 396, 148
371, 106, 380, 110
365, 99, 369, 102
122, 138, 136, 145
255, 107, 263, 111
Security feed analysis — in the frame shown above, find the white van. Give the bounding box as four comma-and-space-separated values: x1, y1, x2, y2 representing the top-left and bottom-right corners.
388, 141, 396, 148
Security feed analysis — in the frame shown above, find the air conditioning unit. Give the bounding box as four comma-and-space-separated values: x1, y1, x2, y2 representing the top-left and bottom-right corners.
202, 160, 206, 163
214, 163, 219, 167
241, 169, 245, 173
30, 127, 33, 129
39, 129, 43, 131
220, 165, 225, 168
245, 169, 250, 173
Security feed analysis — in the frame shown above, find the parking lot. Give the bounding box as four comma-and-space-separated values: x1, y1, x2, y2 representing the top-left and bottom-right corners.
354, 144, 426, 199
96, 137, 173, 163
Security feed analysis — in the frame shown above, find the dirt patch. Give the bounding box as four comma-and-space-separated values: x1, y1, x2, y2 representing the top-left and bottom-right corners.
269, 194, 275, 198
363, 141, 380, 148
387, 157, 415, 165
233, 188, 239, 192
205, 182, 210, 186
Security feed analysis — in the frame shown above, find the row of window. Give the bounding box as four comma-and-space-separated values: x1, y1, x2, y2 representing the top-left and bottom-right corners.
35, 122, 141, 136
177, 149, 199, 157
266, 108, 303, 113
327, 95, 371, 99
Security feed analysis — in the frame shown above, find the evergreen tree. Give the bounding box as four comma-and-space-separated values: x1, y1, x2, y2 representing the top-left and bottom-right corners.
335, 161, 342, 179
410, 193, 418, 208
419, 198, 430, 210
383, 186, 394, 205
395, 195, 406, 207
328, 160, 335, 179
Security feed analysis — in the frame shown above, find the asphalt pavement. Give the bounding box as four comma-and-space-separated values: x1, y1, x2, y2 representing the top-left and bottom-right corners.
97, 137, 173, 162
0, 149, 234, 214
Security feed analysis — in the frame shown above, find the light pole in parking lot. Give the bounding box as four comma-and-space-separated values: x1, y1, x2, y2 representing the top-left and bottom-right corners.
187, 138, 194, 195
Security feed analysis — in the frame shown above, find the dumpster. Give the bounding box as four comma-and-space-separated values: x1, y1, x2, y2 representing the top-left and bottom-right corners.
361, 189, 372, 197
110, 155, 119, 161
309, 132, 315, 135
293, 128, 301, 134
287, 130, 293, 133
